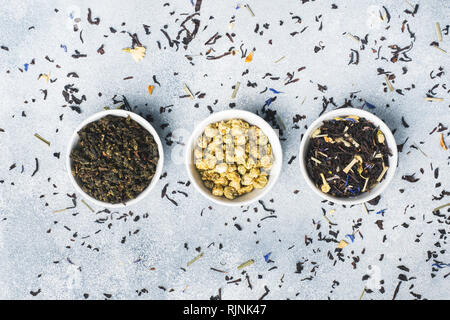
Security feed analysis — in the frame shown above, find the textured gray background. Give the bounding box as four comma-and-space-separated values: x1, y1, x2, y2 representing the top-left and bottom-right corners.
0, 0, 449, 299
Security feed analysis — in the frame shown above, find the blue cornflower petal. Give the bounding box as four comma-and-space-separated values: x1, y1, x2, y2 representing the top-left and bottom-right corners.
269, 88, 282, 94
265, 97, 274, 106
345, 234, 355, 243
432, 263, 449, 268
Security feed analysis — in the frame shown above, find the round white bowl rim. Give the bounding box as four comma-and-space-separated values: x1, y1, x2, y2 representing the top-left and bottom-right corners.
66, 109, 164, 208
299, 107, 398, 205
185, 109, 283, 207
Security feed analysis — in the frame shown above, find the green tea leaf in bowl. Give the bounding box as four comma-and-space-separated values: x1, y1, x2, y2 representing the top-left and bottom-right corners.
70, 115, 159, 204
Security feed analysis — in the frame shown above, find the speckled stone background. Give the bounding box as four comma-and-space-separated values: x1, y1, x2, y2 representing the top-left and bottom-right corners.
0, 0, 449, 300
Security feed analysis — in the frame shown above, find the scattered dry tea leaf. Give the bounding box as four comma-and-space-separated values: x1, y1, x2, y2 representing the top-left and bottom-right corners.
402, 173, 419, 183
231, 81, 240, 99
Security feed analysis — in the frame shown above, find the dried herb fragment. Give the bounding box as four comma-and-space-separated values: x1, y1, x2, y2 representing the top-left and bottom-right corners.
187, 253, 203, 267
231, 82, 240, 99
34, 133, 50, 146
237, 259, 254, 270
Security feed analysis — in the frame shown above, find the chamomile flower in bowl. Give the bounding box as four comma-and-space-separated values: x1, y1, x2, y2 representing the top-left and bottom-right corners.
186, 110, 283, 207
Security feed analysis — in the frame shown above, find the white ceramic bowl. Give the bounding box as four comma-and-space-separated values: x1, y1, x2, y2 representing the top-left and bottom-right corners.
186, 109, 283, 206
66, 109, 164, 208
299, 108, 398, 205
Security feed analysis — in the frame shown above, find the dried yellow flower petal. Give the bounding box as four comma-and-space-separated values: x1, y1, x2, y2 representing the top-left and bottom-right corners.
122, 46, 146, 62
346, 115, 360, 121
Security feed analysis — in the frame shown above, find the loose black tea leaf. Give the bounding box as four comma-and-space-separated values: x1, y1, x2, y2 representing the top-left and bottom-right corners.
87, 8, 100, 25
31, 158, 39, 177
402, 173, 419, 183
70, 115, 159, 204
305, 115, 391, 198
401, 117, 410, 128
